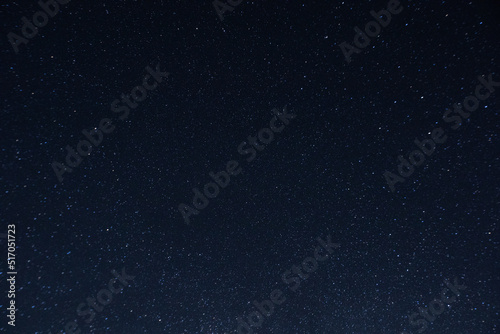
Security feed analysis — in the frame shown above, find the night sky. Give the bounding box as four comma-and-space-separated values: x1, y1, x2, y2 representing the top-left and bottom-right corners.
1, 0, 499, 333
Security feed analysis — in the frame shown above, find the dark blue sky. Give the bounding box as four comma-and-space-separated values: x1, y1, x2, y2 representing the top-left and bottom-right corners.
1, 0, 499, 333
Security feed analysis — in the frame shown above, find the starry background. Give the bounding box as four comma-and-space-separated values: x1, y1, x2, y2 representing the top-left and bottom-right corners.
1, 0, 499, 333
